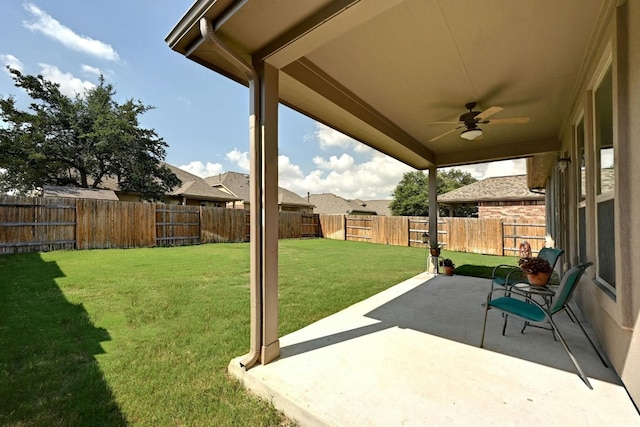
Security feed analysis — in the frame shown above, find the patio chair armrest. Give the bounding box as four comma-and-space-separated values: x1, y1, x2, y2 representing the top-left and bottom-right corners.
503, 269, 526, 289
490, 264, 520, 278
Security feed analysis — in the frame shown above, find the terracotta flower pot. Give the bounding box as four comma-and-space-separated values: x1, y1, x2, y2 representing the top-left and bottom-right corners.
444, 266, 454, 276
527, 272, 550, 286
430, 248, 441, 257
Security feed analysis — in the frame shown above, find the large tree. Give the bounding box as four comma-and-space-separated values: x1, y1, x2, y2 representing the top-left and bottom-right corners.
389, 171, 429, 216
389, 169, 478, 216
0, 67, 180, 200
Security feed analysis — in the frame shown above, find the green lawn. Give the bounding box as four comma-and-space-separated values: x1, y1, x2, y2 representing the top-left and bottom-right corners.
0, 240, 515, 426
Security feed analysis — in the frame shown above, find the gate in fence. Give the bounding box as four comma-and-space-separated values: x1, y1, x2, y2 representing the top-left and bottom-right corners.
502, 222, 547, 256
156, 205, 201, 246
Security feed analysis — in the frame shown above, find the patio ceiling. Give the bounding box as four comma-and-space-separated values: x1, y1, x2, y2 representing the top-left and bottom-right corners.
167, 0, 611, 170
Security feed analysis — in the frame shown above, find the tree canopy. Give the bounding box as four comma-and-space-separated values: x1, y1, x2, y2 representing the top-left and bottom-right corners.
0, 67, 180, 200
389, 169, 478, 216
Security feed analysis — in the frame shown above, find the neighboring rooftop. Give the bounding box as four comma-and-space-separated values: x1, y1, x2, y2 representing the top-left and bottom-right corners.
205, 171, 314, 209
309, 193, 390, 215
42, 186, 119, 200
438, 175, 545, 204
163, 164, 241, 202
98, 163, 240, 202
205, 171, 250, 201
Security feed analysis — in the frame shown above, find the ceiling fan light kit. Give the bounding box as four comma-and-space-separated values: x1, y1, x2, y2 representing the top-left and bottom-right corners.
460, 128, 483, 140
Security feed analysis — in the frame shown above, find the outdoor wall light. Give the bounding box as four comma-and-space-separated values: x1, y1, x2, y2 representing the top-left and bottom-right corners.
460, 128, 483, 141
557, 156, 571, 172
421, 232, 429, 244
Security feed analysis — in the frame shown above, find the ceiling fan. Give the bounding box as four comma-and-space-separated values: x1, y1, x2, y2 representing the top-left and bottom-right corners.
429, 102, 530, 142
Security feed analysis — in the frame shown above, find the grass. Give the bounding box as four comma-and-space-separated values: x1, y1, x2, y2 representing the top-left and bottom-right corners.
444, 250, 519, 279
1, 239, 450, 426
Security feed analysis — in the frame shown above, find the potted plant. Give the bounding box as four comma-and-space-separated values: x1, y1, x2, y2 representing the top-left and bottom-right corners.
518, 256, 553, 286
429, 243, 441, 257
439, 258, 455, 276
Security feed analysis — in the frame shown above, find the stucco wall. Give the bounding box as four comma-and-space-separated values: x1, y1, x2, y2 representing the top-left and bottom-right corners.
560, 1, 639, 408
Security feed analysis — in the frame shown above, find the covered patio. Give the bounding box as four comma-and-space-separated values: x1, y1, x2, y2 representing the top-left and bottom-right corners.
229, 273, 637, 426
166, 0, 640, 416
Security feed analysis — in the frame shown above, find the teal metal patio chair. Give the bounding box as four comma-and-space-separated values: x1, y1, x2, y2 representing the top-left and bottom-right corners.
480, 262, 608, 389
490, 247, 565, 291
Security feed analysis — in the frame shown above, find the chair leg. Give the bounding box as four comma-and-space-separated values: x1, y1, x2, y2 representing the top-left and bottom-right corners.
548, 318, 593, 389
501, 313, 509, 335
565, 305, 609, 367
480, 302, 490, 348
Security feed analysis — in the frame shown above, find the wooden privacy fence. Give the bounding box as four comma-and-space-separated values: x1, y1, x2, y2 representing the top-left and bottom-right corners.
0, 196, 76, 254
1, 195, 544, 256
318, 214, 546, 256
502, 222, 547, 256
0, 196, 319, 254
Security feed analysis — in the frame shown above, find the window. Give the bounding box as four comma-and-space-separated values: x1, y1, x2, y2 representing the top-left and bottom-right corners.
576, 116, 587, 264
593, 64, 615, 290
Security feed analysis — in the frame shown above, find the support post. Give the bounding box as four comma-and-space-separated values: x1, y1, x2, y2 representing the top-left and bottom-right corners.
428, 166, 438, 274
257, 61, 280, 364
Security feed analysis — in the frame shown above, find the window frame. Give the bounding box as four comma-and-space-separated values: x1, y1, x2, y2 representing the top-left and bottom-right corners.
590, 56, 616, 295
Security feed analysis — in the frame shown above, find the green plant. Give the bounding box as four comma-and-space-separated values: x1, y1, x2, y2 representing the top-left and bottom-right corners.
518, 256, 552, 275
439, 258, 455, 268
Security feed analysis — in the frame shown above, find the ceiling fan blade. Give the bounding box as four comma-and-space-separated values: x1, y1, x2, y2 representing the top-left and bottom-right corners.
476, 106, 504, 120
487, 117, 530, 124
429, 127, 460, 142
429, 121, 461, 125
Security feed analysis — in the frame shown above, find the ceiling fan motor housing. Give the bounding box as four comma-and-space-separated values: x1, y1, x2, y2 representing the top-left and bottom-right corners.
460, 111, 481, 128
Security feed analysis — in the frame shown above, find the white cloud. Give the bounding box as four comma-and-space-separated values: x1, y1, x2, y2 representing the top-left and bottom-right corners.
224, 147, 409, 199
283, 152, 412, 199
449, 159, 526, 180
223, 121, 527, 201
278, 155, 304, 181
37, 63, 95, 97
178, 161, 224, 178
0, 54, 24, 73
226, 148, 250, 171
314, 123, 368, 152
23, 3, 120, 62
312, 153, 354, 172
81, 64, 101, 77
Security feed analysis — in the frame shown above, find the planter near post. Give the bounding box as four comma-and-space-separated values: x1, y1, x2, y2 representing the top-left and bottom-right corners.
526, 272, 550, 286
519, 256, 553, 287
439, 258, 455, 276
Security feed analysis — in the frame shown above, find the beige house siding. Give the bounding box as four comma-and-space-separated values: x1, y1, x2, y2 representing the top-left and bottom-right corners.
553, 1, 640, 405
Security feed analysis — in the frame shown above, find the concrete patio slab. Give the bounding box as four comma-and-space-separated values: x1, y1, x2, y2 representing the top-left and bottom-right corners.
229, 273, 639, 426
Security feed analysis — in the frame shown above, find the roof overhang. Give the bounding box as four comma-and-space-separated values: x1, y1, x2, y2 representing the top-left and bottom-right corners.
167, 0, 616, 174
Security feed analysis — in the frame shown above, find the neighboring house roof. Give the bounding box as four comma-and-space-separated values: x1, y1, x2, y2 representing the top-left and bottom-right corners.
97, 163, 241, 202
278, 187, 313, 208
205, 171, 250, 201
163, 164, 240, 202
309, 193, 381, 215
42, 185, 119, 200
205, 171, 314, 208
362, 200, 392, 216
438, 175, 545, 204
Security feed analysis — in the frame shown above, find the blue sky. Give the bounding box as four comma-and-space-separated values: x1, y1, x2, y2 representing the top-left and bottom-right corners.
0, 1, 525, 199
